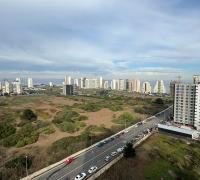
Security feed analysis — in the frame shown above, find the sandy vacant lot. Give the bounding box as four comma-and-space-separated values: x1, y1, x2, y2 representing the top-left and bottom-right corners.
2, 95, 148, 163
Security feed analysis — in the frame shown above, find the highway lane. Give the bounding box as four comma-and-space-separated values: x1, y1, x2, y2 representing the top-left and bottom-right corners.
35, 107, 173, 180
36, 118, 159, 180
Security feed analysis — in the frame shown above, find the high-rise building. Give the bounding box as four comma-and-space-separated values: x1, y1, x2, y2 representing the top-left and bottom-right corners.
103, 80, 109, 89
12, 78, 22, 94
73, 78, 79, 86
119, 79, 125, 91
174, 84, 200, 130
81, 77, 86, 88
97, 76, 103, 88
0, 81, 2, 91
85, 79, 98, 89
193, 75, 200, 84
15, 81, 22, 94
28, 78, 33, 88
3, 81, 13, 94
154, 80, 165, 94
16, 77, 21, 84
170, 80, 180, 97
49, 82, 53, 87
64, 76, 72, 85
111, 79, 119, 90
142, 81, 151, 94
63, 85, 75, 95
125, 79, 129, 91
127, 79, 140, 92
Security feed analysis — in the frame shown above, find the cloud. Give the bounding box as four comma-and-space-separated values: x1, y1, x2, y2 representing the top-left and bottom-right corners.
0, 0, 200, 80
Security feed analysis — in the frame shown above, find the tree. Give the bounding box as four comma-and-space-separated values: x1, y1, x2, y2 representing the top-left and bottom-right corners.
154, 98, 164, 105
123, 142, 136, 158
21, 109, 37, 121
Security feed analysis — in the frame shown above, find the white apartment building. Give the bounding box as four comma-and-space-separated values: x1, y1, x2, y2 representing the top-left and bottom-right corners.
64, 76, 72, 85
49, 82, 53, 87
78, 78, 83, 89
127, 79, 140, 92
97, 76, 103, 88
193, 75, 200, 84
154, 80, 165, 94
3, 81, 13, 94
119, 79, 125, 91
12, 80, 22, 94
85, 79, 98, 89
142, 81, 151, 94
111, 79, 119, 90
174, 84, 200, 130
28, 78, 33, 88
103, 80, 109, 89
73, 78, 79, 86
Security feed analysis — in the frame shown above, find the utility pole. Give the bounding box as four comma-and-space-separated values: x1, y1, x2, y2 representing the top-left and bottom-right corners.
26, 156, 28, 177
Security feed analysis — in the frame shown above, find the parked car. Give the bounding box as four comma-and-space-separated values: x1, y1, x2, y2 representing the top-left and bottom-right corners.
124, 129, 129, 133
111, 151, 118, 156
110, 137, 115, 141
105, 155, 111, 162
65, 157, 74, 165
88, 166, 98, 174
117, 147, 123, 153
74, 172, 86, 180
96, 142, 104, 147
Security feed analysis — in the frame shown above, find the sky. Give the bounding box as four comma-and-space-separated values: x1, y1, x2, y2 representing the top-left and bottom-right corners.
0, 0, 200, 81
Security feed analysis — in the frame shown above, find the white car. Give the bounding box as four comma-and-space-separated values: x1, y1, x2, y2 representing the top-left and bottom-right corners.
105, 155, 111, 162
88, 166, 98, 174
74, 172, 86, 180
124, 129, 129, 133
117, 147, 123, 153
111, 151, 117, 156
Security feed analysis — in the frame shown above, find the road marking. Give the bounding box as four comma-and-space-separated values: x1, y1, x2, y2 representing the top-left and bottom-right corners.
41, 109, 173, 180
56, 140, 124, 180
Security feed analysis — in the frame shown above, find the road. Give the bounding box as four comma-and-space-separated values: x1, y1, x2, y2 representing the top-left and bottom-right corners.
33, 106, 172, 180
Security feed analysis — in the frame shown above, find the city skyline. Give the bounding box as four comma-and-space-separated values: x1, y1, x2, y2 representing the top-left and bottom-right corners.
0, 0, 200, 80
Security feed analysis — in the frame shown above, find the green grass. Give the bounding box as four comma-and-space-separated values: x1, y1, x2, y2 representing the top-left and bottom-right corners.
145, 134, 200, 180
144, 159, 177, 180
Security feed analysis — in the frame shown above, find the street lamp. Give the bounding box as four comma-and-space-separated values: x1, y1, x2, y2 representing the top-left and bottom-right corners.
25, 156, 28, 177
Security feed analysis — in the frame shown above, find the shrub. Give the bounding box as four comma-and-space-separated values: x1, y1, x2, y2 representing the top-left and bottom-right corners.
0, 122, 16, 140
153, 98, 164, 105
76, 115, 88, 121
2, 123, 39, 147
80, 103, 102, 112
2, 134, 19, 147
53, 109, 80, 124
112, 112, 141, 125
21, 109, 37, 121
5, 155, 32, 169
38, 126, 55, 135
58, 122, 77, 132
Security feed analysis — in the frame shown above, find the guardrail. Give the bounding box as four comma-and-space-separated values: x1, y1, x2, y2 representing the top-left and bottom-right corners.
22, 106, 173, 180
87, 132, 153, 180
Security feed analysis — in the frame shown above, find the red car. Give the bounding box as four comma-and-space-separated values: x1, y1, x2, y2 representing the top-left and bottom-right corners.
65, 157, 75, 165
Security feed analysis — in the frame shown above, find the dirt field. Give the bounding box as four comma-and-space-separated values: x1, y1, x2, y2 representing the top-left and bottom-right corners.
2, 95, 145, 161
